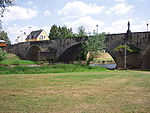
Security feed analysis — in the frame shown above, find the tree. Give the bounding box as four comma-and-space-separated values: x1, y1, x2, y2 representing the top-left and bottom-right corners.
0, 0, 14, 17
49, 25, 74, 39
60, 26, 74, 38
0, 0, 14, 29
0, 30, 10, 44
0, 48, 6, 61
49, 24, 59, 39
77, 26, 87, 37
82, 33, 105, 65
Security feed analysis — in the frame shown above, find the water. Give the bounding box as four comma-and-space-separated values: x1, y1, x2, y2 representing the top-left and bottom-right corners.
90, 64, 116, 69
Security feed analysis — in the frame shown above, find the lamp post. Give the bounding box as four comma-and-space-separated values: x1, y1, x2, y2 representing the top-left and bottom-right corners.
147, 23, 149, 31
96, 24, 98, 34
124, 43, 127, 69
28, 27, 32, 33
124, 21, 130, 69
93, 30, 96, 35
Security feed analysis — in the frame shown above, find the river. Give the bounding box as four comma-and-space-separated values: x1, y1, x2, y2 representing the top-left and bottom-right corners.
90, 64, 116, 69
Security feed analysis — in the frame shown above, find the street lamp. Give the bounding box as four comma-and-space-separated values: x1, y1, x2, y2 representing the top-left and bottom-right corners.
124, 21, 130, 69
96, 24, 98, 34
28, 27, 32, 33
93, 30, 96, 35
147, 23, 149, 31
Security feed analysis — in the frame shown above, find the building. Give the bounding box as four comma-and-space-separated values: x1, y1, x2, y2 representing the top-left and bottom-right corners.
0, 40, 6, 48
17, 32, 27, 43
26, 29, 49, 42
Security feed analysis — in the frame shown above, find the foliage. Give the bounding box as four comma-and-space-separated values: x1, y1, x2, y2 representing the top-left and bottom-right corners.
114, 45, 140, 53
49, 24, 74, 39
0, 0, 14, 17
82, 33, 105, 65
76, 26, 87, 37
0, 30, 10, 43
83, 33, 105, 52
0, 64, 107, 74
0, 48, 6, 61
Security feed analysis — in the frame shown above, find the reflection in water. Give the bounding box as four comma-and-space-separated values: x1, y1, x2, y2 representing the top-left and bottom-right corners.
90, 64, 116, 69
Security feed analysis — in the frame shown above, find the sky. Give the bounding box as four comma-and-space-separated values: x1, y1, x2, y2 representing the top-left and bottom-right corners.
1, 0, 150, 44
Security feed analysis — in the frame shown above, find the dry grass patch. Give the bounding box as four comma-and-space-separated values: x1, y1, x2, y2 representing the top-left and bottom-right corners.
0, 71, 150, 113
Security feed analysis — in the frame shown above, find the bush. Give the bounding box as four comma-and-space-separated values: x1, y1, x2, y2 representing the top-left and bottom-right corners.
0, 48, 6, 61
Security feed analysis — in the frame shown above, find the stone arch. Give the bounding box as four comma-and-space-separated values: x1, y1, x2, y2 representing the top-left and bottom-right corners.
105, 50, 117, 67
141, 48, 150, 70
57, 43, 82, 62
25, 46, 40, 61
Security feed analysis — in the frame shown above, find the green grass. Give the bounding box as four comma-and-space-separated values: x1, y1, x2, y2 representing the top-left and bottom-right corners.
0, 53, 47, 65
0, 71, 149, 113
0, 59, 37, 65
0, 64, 107, 74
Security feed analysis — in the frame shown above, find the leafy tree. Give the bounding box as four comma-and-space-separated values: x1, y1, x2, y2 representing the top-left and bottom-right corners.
114, 45, 140, 53
82, 33, 105, 65
60, 26, 74, 38
77, 26, 87, 37
0, 0, 14, 17
0, 48, 6, 61
0, 30, 10, 44
49, 25, 74, 39
49, 24, 59, 39
0, 0, 14, 29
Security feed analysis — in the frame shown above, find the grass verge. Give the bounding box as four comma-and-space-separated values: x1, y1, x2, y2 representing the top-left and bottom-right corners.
0, 64, 107, 74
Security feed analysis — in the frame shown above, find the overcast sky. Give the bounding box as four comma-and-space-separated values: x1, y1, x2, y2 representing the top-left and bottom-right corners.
1, 0, 150, 43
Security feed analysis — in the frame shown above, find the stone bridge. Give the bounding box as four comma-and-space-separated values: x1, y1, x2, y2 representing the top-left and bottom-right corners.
106, 31, 150, 70
8, 31, 150, 70
8, 37, 89, 62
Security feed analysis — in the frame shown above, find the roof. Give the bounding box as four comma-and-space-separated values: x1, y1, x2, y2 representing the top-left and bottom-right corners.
0, 40, 6, 43
26, 29, 43, 40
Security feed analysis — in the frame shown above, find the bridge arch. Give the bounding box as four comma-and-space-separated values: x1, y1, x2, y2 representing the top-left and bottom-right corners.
141, 48, 150, 70
25, 45, 41, 61
57, 43, 82, 62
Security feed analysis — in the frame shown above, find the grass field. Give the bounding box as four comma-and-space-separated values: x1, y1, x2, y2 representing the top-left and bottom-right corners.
0, 71, 150, 113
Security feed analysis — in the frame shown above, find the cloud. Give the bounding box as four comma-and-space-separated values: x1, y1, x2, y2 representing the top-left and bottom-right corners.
102, 18, 149, 34
58, 1, 106, 18
27, 1, 33, 5
115, 0, 126, 2
2, 6, 38, 22
134, 0, 145, 2
105, 3, 134, 15
102, 19, 132, 33
43, 10, 51, 16
62, 16, 105, 34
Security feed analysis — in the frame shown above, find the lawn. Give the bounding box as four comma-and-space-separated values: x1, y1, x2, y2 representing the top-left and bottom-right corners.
0, 71, 150, 113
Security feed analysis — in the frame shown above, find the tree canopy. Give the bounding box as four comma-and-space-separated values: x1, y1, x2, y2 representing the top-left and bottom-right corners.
49, 25, 74, 39
0, 0, 14, 17
0, 30, 10, 44
83, 33, 105, 52
76, 26, 87, 37
82, 33, 105, 65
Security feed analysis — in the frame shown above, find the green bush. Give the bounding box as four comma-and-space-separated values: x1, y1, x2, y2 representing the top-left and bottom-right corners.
114, 45, 140, 53
0, 48, 6, 61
